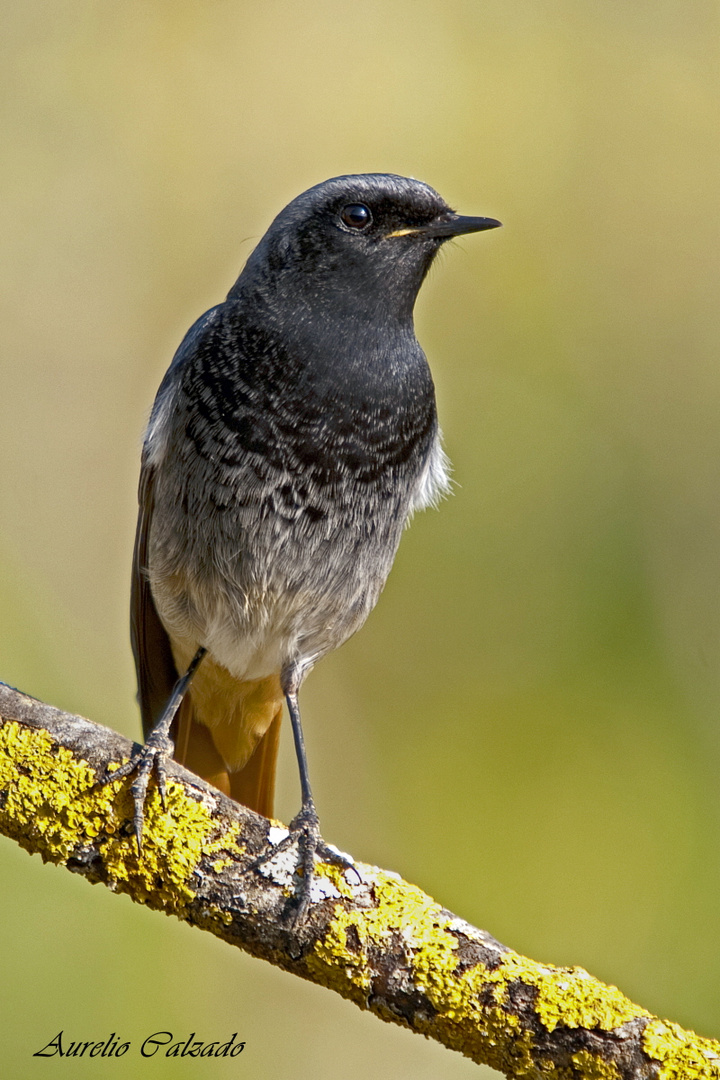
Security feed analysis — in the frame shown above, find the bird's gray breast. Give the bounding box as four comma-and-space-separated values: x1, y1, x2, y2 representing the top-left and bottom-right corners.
145, 303, 439, 679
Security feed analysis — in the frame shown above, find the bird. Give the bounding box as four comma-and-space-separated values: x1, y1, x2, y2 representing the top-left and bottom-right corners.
107, 173, 500, 915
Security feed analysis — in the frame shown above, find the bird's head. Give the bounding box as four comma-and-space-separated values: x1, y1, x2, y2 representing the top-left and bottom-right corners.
232, 174, 501, 324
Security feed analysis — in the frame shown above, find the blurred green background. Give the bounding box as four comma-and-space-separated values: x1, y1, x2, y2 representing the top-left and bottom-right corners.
1, 2, 719, 1076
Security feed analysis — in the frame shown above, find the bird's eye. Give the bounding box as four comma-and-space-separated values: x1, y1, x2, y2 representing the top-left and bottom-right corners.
340, 203, 372, 229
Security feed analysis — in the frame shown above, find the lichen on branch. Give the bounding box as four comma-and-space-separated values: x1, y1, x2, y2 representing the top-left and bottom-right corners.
1, 682, 718, 1079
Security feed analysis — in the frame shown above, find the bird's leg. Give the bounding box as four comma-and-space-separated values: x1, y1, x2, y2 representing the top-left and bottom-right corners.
241, 667, 356, 923
284, 684, 356, 921
98, 646, 207, 852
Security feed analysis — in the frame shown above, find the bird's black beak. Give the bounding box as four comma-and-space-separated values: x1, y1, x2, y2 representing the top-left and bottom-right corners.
424, 214, 502, 238
387, 214, 502, 239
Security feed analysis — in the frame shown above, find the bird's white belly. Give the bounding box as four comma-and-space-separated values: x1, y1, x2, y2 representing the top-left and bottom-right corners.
151, 567, 359, 683
201, 605, 298, 681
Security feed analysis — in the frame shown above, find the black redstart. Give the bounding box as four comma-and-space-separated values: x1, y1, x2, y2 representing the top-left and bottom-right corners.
107, 173, 500, 915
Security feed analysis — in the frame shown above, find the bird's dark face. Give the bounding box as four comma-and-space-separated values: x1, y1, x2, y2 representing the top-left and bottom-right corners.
236, 174, 500, 324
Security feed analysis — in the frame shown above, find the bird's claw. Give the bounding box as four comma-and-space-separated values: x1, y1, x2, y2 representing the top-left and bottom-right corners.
245, 800, 355, 924
97, 733, 174, 852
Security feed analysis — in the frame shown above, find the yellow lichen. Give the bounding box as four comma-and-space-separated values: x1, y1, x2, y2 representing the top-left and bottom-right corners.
6, 716, 720, 1079
314, 860, 357, 900
643, 1020, 720, 1079
307, 865, 652, 1073
569, 1049, 621, 1079
0, 719, 241, 920
486, 956, 648, 1033
307, 868, 454, 999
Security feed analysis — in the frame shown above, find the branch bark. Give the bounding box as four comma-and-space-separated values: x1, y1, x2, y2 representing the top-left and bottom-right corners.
0, 682, 718, 1079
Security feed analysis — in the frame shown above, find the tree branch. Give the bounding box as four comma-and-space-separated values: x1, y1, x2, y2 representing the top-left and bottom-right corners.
0, 682, 718, 1078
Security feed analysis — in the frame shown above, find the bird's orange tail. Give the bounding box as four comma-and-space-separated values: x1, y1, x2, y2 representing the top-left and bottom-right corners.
173, 656, 284, 818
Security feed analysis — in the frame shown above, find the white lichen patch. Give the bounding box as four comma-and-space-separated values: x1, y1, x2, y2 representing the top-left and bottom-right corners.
446, 917, 503, 955
325, 842, 353, 862
309, 874, 341, 903
257, 843, 300, 887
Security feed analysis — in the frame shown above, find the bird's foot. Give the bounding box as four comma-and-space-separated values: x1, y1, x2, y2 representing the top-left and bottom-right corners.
96, 730, 174, 852
96, 647, 205, 852
247, 799, 357, 924
287, 801, 357, 924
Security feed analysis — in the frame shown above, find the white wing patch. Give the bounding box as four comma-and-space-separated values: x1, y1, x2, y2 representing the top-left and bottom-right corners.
144, 385, 178, 469
409, 432, 453, 515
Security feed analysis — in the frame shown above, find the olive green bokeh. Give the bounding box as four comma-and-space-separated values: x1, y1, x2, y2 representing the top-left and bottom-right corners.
1, 3, 719, 1077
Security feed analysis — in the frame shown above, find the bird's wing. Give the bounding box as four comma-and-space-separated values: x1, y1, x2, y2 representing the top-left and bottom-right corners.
131, 305, 223, 738
130, 459, 180, 740
129, 424, 281, 817
129, 302, 283, 814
